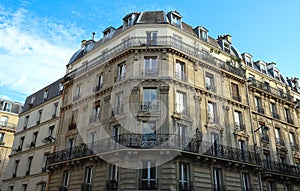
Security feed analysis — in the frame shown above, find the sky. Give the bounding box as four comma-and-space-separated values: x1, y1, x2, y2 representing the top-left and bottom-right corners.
0, 0, 299, 103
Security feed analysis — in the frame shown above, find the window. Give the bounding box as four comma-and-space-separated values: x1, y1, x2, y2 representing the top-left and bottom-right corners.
284, 184, 292, 191
213, 168, 223, 191
69, 110, 78, 130
9, 186, 14, 191
31, 131, 38, 147
13, 160, 19, 177
26, 156, 33, 175
245, 56, 252, 66
146, 31, 157, 45
0, 116, 8, 126
67, 138, 74, 159
95, 74, 103, 91
59, 82, 63, 92
142, 122, 156, 146
115, 91, 124, 114
238, 140, 247, 160
289, 132, 298, 150
117, 62, 126, 81
19, 136, 25, 151
270, 102, 279, 119
144, 57, 158, 76
223, 42, 230, 54
248, 74, 255, 84
39, 183, 46, 191
208, 101, 218, 123
263, 81, 270, 92
254, 97, 264, 114
211, 133, 220, 156
108, 163, 119, 190
242, 173, 251, 191
37, 110, 42, 124
85, 167, 93, 184
171, 13, 181, 28
90, 101, 101, 123
124, 16, 133, 28
278, 88, 283, 97
0, 133, 5, 144
268, 181, 276, 191
259, 123, 269, 142
200, 29, 207, 41
285, 108, 293, 124
141, 161, 157, 189
24, 115, 29, 129
89, 131, 96, 149
176, 91, 187, 115
43, 90, 48, 100
231, 83, 241, 101
42, 154, 48, 172
112, 125, 120, 140
274, 71, 280, 80
142, 88, 158, 111
2, 101, 11, 111
48, 125, 54, 138
275, 128, 284, 146
178, 124, 187, 149
74, 84, 82, 101
53, 103, 58, 118
23, 184, 27, 191
234, 111, 244, 130
175, 60, 185, 81
179, 162, 190, 190
30, 96, 36, 104
205, 73, 215, 92
62, 171, 70, 187
261, 64, 267, 74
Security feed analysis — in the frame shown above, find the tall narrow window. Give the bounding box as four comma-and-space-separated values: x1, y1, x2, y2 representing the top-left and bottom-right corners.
205, 73, 215, 92
268, 181, 276, 191
0, 133, 5, 144
176, 91, 187, 115
248, 74, 255, 85
234, 110, 243, 130
85, 167, 93, 184
142, 122, 156, 147
90, 101, 101, 123
53, 102, 58, 118
31, 131, 38, 147
242, 173, 251, 191
284, 184, 292, 191
211, 133, 220, 156
261, 64, 267, 74
289, 132, 298, 150
0, 116, 8, 127
142, 88, 158, 111
141, 161, 157, 190
117, 62, 126, 81
270, 102, 279, 119
208, 101, 217, 123
96, 74, 103, 90
19, 136, 25, 151
43, 90, 48, 100
62, 171, 70, 187
178, 124, 187, 149
115, 91, 124, 114
26, 156, 33, 176
13, 160, 19, 177
37, 110, 42, 124
23, 184, 27, 191
109, 163, 119, 190
285, 108, 293, 124
144, 57, 158, 76
69, 109, 78, 130
67, 138, 74, 159
231, 83, 241, 101
42, 153, 48, 172
213, 168, 223, 191
255, 97, 264, 114
89, 131, 96, 149
24, 115, 29, 129
175, 60, 185, 81
74, 84, 82, 101
275, 128, 284, 146
239, 140, 247, 161
179, 162, 190, 190
146, 32, 157, 45
48, 125, 55, 138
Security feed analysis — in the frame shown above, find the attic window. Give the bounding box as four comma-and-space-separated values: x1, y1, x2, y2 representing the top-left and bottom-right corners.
44, 90, 48, 100
261, 64, 267, 74
171, 14, 181, 28
30, 96, 36, 104
124, 16, 133, 28
223, 42, 230, 54
274, 71, 280, 80
200, 30, 207, 41
245, 56, 252, 67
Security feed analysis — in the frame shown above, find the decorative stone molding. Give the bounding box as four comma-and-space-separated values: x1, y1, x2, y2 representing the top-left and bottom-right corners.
159, 86, 170, 94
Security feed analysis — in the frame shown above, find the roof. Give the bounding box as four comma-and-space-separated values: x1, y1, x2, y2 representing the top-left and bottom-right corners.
138, 11, 166, 24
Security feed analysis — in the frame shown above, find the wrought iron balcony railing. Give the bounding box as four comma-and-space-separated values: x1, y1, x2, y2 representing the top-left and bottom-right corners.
141, 102, 159, 112
139, 179, 158, 190
249, 80, 292, 102
263, 160, 300, 176
275, 138, 285, 146
46, 134, 260, 166
106, 180, 118, 190
93, 84, 102, 92
178, 181, 192, 191
64, 36, 245, 83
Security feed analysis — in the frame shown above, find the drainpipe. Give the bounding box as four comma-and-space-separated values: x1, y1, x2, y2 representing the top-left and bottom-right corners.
245, 78, 263, 191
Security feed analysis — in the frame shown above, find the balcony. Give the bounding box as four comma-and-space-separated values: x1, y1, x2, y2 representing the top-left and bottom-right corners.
106, 180, 118, 190
175, 72, 188, 82
68, 123, 77, 131
139, 179, 158, 190
249, 80, 292, 102
93, 84, 102, 92
47, 134, 260, 166
275, 138, 285, 146
232, 95, 241, 102
291, 142, 299, 150
263, 160, 300, 176
81, 183, 92, 191
272, 112, 280, 119
286, 117, 294, 125
178, 181, 192, 191
256, 106, 264, 114
141, 102, 159, 112
261, 134, 270, 142
143, 69, 158, 77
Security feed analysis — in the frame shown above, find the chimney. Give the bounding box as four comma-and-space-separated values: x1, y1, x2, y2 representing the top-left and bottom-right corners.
81, 40, 87, 48
292, 77, 300, 89
224, 34, 232, 44
92, 32, 96, 41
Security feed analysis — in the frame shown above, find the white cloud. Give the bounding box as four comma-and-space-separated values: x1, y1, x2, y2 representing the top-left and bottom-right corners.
0, 4, 86, 100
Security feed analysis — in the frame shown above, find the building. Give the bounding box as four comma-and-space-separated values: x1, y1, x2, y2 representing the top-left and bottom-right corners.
1, 10, 294, 191
0, 99, 22, 190
2, 79, 63, 191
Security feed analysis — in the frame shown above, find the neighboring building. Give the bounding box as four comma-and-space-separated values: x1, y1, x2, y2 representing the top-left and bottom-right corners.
0, 99, 22, 190
44, 10, 300, 191
2, 79, 63, 191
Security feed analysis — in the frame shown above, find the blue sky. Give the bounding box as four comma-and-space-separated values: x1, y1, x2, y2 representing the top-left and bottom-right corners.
0, 0, 299, 103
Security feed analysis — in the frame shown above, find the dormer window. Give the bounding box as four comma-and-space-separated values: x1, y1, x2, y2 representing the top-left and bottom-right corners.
261, 64, 267, 74
169, 11, 182, 28
103, 27, 115, 39
30, 96, 35, 104
245, 56, 252, 67
274, 70, 280, 80
200, 30, 208, 41
223, 42, 231, 54
123, 14, 135, 29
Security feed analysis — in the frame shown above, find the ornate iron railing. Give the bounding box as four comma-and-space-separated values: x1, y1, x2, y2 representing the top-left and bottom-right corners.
263, 160, 300, 176
141, 102, 159, 111
64, 36, 245, 83
249, 80, 292, 102
46, 134, 260, 166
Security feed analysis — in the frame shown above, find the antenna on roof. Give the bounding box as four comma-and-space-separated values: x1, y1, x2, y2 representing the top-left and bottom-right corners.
92, 32, 96, 40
